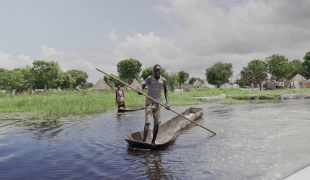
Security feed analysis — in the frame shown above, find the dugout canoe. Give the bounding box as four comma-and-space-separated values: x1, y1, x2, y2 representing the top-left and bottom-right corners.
191, 93, 226, 100
125, 107, 204, 150
277, 161, 310, 180
118, 107, 145, 112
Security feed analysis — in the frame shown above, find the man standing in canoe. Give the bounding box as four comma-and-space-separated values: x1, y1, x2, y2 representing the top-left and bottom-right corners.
116, 85, 126, 110
138, 64, 170, 144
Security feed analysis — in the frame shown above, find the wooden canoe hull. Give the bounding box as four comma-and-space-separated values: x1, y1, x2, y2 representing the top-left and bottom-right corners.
125, 107, 204, 150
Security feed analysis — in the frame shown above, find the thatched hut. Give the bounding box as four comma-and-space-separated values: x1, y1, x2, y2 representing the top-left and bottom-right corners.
290, 74, 307, 82
300, 81, 310, 88
261, 77, 271, 86
203, 81, 210, 86
130, 79, 142, 90
290, 74, 307, 88
89, 79, 112, 90
56, 87, 62, 92
191, 79, 203, 88
284, 81, 292, 89
264, 82, 276, 90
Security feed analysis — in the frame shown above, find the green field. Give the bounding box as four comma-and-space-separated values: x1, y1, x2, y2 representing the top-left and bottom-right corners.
0, 88, 310, 114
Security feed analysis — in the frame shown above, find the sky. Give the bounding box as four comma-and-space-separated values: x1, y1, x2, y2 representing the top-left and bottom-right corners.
1, 0, 310, 84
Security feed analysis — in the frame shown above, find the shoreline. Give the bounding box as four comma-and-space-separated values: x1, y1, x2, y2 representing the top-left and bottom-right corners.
0, 88, 310, 114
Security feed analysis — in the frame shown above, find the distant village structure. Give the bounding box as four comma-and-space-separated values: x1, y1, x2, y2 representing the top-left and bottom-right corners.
130, 79, 142, 91
89, 78, 112, 91
78, 70, 310, 92
290, 74, 308, 88
191, 79, 203, 88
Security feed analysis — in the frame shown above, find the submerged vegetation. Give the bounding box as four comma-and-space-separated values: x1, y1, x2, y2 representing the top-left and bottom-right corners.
0, 88, 310, 114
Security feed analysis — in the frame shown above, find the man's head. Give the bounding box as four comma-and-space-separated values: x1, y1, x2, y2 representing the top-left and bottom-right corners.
153, 64, 161, 78
117, 85, 120, 90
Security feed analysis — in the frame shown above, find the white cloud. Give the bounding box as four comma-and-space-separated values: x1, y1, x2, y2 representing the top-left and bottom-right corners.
17, 54, 33, 64
148, 0, 310, 80
108, 30, 119, 41
39, 45, 96, 72
0, 51, 11, 63
3, 0, 310, 84
41, 45, 63, 57
0, 51, 33, 70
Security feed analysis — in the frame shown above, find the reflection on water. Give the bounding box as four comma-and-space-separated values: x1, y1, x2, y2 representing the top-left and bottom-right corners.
0, 100, 310, 179
126, 147, 173, 179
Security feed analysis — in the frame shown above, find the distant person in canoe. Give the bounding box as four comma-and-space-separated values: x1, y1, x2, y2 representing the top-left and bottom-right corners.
138, 64, 170, 144
116, 85, 126, 110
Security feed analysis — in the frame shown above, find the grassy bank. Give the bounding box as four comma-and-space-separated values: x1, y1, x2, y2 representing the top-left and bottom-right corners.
0, 88, 310, 114
0, 90, 146, 114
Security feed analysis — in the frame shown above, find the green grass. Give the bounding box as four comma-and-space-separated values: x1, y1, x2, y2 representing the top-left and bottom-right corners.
0, 88, 310, 114
0, 90, 146, 114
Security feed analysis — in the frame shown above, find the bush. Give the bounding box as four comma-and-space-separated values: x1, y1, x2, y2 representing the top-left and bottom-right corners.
184, 86, 191, 92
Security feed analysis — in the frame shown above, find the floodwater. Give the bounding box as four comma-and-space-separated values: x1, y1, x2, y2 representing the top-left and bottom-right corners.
0, 100, 310, 180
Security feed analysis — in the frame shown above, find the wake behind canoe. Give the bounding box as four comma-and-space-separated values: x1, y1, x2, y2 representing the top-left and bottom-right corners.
125, 107, 204, 150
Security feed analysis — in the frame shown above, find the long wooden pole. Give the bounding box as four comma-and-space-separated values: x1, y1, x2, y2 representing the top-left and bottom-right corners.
96, 68, 216, 135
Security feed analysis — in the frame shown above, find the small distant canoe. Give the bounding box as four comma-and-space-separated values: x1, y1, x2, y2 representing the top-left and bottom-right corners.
118, 107, 145, 112
278, 162, 310, 180
125, 107, 204, 150
191, 93, 226, 100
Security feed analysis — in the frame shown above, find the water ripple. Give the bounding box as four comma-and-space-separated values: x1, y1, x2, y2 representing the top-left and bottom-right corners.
0, 100, 310, 179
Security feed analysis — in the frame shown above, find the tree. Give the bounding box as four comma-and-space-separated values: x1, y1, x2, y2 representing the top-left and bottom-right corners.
247, 60, 268, 74
265, 54, 289, 80
189, 77, 205, 85
239, 60, 268, 86
141, 67, 153, 80
31, 60, 62, 89
104, 74, 124, 88
206, 62, 233, 88
104, 75, 113, 88
0, 69, 29, 92
46, 61, 61, 89
80, 82, 94, 90
60, 71, 75, 89
20, 65, 35, 91
32, 60, 50, 89
0, 68, 10, 90
287, 59, 304, 77
197, 78, 205, 84
67, 70, 88, 88
117, 58, 142, 84
239, 67, 253, 86
160, 69, 169, 81
189, 77, 197, 85
303, 52, 310, 74
166, 72, 179, 92
177, 70, 189, 85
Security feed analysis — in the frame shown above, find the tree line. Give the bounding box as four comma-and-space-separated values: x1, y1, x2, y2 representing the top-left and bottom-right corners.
237, 52, 310, 86
105, 58, 233, 90
108, 52, 310, 89
3, 51, 308, 92
0, 60, 92, 92
103, 58, 200, 91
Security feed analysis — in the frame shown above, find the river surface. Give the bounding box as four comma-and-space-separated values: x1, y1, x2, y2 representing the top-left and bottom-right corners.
0, 100, 310, 180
